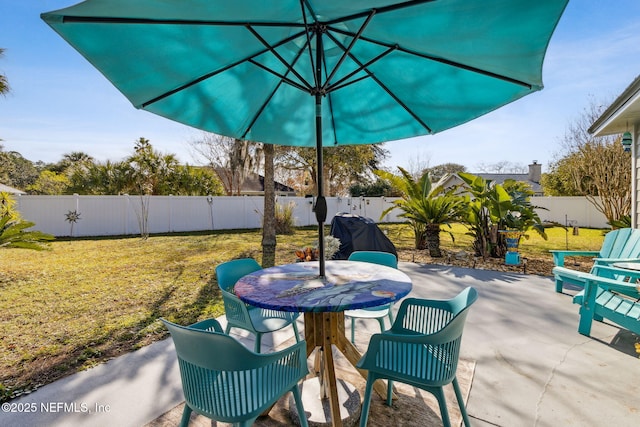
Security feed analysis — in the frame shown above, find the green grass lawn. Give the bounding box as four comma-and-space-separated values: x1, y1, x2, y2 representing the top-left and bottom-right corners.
0, 224, 605, 401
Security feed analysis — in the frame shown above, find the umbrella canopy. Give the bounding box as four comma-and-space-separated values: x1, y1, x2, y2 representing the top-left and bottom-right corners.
42, 0, 568, 275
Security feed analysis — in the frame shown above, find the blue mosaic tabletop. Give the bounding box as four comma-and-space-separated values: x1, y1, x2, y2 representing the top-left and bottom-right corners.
235, 260, 412, 313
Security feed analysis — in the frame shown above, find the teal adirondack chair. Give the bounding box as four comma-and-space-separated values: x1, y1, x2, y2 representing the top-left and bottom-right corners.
551, 228, 640, 292
570, 265, 640, 337
161, 318, 309, 427
357, 288, 478, 427
344, 251, 398, 344
215, 258, 301, 352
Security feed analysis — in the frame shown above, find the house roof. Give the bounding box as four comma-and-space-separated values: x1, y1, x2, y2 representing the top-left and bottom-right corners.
475, 173, 543, 193
214, 168, 296, 195
589, 74, 640, 136
436, 173, 543, 195
0, 183, 25, 194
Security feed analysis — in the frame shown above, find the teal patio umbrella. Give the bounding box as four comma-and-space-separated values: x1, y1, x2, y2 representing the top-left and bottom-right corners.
42, 0, 568, 276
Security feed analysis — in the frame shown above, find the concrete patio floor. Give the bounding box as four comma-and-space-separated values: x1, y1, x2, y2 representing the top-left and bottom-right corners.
1, 263, 638, 426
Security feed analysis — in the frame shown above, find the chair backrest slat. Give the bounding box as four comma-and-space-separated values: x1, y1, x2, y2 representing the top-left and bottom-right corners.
161, 318, 308, 424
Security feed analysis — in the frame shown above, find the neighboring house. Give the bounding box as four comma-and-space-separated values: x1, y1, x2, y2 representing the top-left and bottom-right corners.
0, 183, 26, 195
214, 168, 296, 196
589, 74, 640, 228
435, 161, 543, 195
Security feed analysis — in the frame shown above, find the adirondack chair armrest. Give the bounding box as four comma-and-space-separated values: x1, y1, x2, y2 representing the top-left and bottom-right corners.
592, 257, 640, 266
582, 274, 640, 300
552, 266, 590, 278
552, 266, 592, 293
550, 250, 600, 267
590, 264, 640, 279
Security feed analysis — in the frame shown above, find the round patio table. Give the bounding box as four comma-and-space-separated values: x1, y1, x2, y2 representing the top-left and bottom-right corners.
235, 260, 412, 427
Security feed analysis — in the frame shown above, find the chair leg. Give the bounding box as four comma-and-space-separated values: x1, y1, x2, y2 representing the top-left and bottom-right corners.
360, 374, 376, 427
386, 380, 393, 406
179, 403, 192, 427
452, 377, 471, 427
254, 332, 262, 353
376, 317, 385, 333
291, 385, 309, 427
225, 324, 232, 334
292, 319, 301, 343
433, 387, 452, 427
351, 317, 356, 344
578, 306, 594, 336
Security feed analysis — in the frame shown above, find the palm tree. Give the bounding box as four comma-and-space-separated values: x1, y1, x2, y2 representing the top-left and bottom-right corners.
0, 216, 54, 250
457, 172, 547, 258
376, 167, 466, 257
0, 192, 54, 250
0, 48, 9, 96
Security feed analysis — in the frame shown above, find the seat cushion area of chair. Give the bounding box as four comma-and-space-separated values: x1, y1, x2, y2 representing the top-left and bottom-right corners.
248, 309, 296, 333
344, 307, 390, 320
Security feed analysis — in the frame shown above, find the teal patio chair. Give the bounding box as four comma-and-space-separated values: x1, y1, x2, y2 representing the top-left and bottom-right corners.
357, 287, 478, 427
344, 251, 398, 343
161, 318, 309, 427
216, 258, 301, 353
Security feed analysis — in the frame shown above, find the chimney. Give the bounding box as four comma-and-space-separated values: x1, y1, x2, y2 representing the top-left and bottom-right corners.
528, 161, 541, 183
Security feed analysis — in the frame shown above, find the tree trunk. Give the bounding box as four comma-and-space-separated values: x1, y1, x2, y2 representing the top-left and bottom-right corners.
425, 223, 442, 257
261, 143, 276, 268
413, 223, 427, 250
489, 224, 502, 258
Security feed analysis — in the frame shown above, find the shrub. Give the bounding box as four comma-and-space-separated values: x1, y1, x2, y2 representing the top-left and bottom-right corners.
275, 201, 296, 235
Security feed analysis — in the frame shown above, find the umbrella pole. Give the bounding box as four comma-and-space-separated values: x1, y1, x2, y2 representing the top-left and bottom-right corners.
314, 102, 326, 277
314, 34, 327, 278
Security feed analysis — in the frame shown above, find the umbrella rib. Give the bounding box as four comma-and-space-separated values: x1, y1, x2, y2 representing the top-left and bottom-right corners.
243, 39, 311, 138
141, 55, 252, 108
349, 53, 433, 133
324, 44, 397, 93
141, 29, 309, 108
59, 15, 307, 28
300, 0, 319, 89
396, 46, 534, 89
321, 55, 339, 145
322, 10, 376, 92
241, 80, 283, 140
327, 74, 372, 94
246, 25, 314, 92
59, 1, 436, 28
248, 59, 309, 93
323, 0, 438, 26
324, 30, 432, 133
330, 27, 534, 89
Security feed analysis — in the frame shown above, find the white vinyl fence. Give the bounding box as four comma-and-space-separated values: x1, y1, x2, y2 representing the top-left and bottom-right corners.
14, 194, 609, 237
531, 196, 609, 230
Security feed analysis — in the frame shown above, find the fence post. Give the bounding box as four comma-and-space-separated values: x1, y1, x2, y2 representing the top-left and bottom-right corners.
125, 194, 131, 236
169, 194, 173, 233
207, 195, 214, 230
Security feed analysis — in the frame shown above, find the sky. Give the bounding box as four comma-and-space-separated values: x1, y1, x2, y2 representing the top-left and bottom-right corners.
2, 1, 640, 174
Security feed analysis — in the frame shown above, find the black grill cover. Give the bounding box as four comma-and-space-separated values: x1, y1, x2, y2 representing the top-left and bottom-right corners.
329, 213, 397, 260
